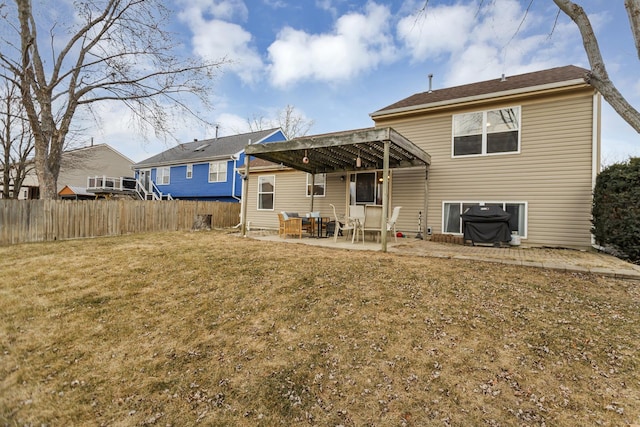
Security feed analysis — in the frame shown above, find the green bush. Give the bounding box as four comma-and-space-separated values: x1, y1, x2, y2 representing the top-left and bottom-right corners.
592, 157, 640, 263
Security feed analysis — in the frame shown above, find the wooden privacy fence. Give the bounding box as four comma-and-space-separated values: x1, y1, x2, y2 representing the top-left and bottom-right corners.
0, 199, 241, 245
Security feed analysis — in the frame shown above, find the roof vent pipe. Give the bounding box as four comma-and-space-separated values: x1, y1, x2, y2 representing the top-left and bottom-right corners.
501, 73, 506, 82
194, 138, 198, 142
428, 73, 434, 93
215, 124, 219, 140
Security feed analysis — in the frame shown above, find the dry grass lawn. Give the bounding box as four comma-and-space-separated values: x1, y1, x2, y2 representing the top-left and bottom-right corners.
1, 230, 639, 426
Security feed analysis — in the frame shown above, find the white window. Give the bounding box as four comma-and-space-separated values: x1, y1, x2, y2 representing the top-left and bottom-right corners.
306, 173, 326, 197
209, 161, 227, 182
186, 164, 193, 179
453, 106, 520, 157
258, 175, 275, 210
442, 201, 527, 237
156, 167, 170, 185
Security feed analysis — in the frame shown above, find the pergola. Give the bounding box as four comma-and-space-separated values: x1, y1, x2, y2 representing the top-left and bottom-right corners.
242, 127, 431, 251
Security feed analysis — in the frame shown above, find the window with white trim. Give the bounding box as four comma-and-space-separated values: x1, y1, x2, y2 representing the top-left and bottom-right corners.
443, 201, 527, 237
453, 106, 520, 157
258, 175, 275, 210
208, 161, 227, 182
156, 167, 170, 185
186, 164, 193, 179
306, 173, 326, 197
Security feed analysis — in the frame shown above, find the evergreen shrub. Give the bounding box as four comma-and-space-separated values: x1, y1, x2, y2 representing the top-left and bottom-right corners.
592, 157, 640, 263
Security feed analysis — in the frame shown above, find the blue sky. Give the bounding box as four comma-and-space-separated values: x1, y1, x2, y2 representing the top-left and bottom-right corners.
85, 0, 639, 164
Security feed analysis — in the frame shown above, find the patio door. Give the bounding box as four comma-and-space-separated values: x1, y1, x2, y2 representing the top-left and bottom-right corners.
349, 171, 390, 205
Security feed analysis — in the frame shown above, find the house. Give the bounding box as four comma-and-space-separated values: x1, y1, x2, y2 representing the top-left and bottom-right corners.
133, 128, 287, 202
59, 143, 134, 194
242, 65, 600, 249
3, 143, 134, 199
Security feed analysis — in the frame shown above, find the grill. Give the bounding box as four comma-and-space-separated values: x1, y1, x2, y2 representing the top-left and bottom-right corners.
461, 205, 512, 246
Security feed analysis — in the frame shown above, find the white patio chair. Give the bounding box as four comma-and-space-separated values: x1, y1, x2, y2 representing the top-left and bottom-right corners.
349, 205, 365, 243
363, 205, 383, 243
329, 204, 355, 242
386, 206, 402, 243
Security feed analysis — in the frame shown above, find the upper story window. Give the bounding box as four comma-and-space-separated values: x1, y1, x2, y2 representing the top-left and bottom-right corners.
452, 106, 520, 157
157, 167, 170, 185
209, 161, 227, 183
186, 164, 193, 179
306, 173, 326, 197
258, 175, 275, 210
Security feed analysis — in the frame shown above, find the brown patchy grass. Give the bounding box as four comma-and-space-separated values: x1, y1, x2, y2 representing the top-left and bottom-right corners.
0, 230, 639, 426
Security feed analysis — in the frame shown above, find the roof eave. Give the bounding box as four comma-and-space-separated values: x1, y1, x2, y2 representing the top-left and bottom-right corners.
370, 78, 591, 119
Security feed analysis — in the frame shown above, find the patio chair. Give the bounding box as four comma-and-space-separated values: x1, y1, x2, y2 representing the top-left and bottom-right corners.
284, 212, 313, 235
363, 205, 383, 243
329, 204, 355, 242
349, 205, 365, 243
386, 206, 402, 243
277, 212, 302, 239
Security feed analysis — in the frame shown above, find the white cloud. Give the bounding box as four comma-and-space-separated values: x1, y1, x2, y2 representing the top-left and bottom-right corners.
178, 2, 263, 84
315, 0, 339, 18
267, 2, 397, 87
177, 0, 248, 21
397, 3, 476, 60
264, 0, 287, 9
398, 0, 585, 87
213, 113, 252, 135
190, 18, 264, 84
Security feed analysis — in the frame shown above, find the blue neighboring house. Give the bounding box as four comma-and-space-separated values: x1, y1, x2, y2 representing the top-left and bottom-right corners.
133, 128, 286, 202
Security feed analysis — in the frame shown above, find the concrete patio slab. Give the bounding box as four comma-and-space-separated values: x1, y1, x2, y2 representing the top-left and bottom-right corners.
245, 231, 640, 280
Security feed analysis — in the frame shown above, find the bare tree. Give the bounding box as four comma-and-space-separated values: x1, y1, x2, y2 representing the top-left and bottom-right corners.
552, 0, 640, 133
420, 0, 640, 134
247, 104, 314, 139
0, 0, 225, 199
0, 75, 34, 199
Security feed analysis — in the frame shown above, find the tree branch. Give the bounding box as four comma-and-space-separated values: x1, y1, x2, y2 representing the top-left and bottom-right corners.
554, 0, 640, 133
625, 0, 640, 59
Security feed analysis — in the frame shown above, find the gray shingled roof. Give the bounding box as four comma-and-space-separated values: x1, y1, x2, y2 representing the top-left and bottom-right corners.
371, 65, 591, 117
135, 128, 282, 167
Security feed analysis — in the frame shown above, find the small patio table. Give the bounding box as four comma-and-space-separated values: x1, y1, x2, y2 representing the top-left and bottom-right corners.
307, 213, 328, 238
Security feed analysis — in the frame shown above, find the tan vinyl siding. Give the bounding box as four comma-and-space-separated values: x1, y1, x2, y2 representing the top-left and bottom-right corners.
58, 145, 133, 191
375, 89, 597, 248
246, 170, 348, 230
389, 168, 426, 236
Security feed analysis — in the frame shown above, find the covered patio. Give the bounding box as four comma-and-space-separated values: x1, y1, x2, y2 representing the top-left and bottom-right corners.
241, 127, 431, 252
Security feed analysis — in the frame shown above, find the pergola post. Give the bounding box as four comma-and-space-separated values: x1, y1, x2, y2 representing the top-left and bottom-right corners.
240, 155, 250, 237
381, 140, 390, 252
310, 172, 315, 212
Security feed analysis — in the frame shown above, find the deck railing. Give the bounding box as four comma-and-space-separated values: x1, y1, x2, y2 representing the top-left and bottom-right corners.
87, 176, 137, 192
87, 176, 173, 200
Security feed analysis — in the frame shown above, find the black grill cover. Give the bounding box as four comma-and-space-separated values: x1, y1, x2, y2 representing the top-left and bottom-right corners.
461, 205, 512, 244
